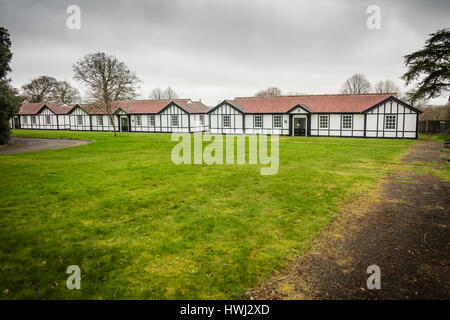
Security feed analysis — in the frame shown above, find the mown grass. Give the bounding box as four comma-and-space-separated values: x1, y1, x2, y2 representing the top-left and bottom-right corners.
0, 130, 415, 299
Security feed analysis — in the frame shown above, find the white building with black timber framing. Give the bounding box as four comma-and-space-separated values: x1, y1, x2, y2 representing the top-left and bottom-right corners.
207, 94, 421, 139
11, 99, 210, 133
11, 94, 421, 139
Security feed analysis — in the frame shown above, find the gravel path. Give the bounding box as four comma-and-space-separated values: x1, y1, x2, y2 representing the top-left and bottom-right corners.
0, 137, 92, 154
251, 140, 449, 300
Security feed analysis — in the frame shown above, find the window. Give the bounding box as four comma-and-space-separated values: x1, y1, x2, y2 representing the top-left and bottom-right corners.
77, 115, 83, 126
45, 115, 51, 125
254, 115, 263, 128
319, 115, 329, 129
200, 115, 205, 125
273, 115, 282, 128
23, 116, 27, 125
171, 115, 179, 127
342, 115, 352, 129
385, 115, 396, 130
98, 116, 103, 126
149, 115, 155, 126
223, 115, 230, 128
136, 115, 142, 126
109, 117, 113, 126
32, 116, 36, 125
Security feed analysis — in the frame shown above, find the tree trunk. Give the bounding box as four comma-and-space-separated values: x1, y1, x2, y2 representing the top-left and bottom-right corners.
108, 114, 117, 136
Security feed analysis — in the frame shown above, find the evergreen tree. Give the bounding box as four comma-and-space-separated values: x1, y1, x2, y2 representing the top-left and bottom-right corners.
402, 28, 450, 103
0, 27, 22, 145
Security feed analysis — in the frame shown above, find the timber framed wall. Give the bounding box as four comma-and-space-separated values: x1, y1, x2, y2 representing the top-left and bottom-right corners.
309, 113, 365, 137
11, 96, 420, 139
365, 99, 418, 139
209, 102, 244, 134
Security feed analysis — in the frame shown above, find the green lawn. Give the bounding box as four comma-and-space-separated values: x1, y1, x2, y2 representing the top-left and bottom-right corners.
0, 130, 415, 299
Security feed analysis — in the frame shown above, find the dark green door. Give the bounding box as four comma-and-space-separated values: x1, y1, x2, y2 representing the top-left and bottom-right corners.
120, 117, 129, 132
294, 118, 306, 136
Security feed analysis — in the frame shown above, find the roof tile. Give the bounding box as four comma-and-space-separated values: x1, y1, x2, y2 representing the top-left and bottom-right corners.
228, 93, 397, 113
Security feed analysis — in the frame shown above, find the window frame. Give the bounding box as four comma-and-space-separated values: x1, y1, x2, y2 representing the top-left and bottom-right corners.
32, 116, 36, 125
76, 115, 83, 126
23, 116, 27, 125
342, 114, 352, 129
171, 115, 179, 127
45, 115, 51, 125
97, 116, 103, 126
200, 115, 205, 126
385, 115, 397, 130
149, 115, 155, 126
254, 115, 263, 128
273, 115, 282, 128
319, 115, 329, 129
136, 115, 142, 126
223, 115, 231, 128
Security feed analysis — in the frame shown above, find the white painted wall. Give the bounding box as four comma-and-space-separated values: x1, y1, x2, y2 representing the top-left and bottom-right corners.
69, 107, 91, 131
243, 114, 289, 135
209, 103, 244, 134
19, 107, 60, 130
365, 100, 418, 138
13, 98, 418, 139
310, 114, 365, 137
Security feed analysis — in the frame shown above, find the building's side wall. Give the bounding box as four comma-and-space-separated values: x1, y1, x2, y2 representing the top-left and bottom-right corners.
159, 105, 189, 133
90, 114, 117, 131
133, 114, 163, 132
209, 103, 244, 134
20, 107, 60, 130
365, 100, 418, 138
57, 115, 70, 130
69, 107, 91, 131
244, 114, 289, 135
189, 114, 209, 132
19, 115, 31, 129
310, 114, 365, 137
25, 109, 55, 129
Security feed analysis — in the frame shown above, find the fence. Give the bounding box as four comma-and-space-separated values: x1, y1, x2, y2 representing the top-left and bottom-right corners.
418, 120, 447, 133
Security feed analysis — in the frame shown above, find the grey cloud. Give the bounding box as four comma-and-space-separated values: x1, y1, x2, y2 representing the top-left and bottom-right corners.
1, 0, 449, 105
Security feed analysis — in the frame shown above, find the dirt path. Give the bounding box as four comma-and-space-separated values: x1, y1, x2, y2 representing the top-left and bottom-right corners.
0, 137, 92, 154
251, 140, 449, 300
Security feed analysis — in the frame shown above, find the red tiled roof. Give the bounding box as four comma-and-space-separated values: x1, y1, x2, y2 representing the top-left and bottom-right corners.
18, 102, 71, 115
227, 93, 397, 113
174, 100, 210, 113
76, 99, 209, 114
47, 104, 74, 115
18, 103, 44, 114
115, 99, 189, 114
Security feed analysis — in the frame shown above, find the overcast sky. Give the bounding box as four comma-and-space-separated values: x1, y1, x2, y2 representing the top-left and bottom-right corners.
1, 0, 449, 106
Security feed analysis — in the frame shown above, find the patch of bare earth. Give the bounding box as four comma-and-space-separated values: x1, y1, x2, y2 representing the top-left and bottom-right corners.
250, 140, 449, 300
0, 137, 92, 154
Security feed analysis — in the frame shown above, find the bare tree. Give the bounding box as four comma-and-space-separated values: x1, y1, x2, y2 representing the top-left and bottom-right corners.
149, 87, 164, 100
164, 87, 178, 99
73, 52, 140, 136
52, 81, 80, 104
255, 87, 282, 97
417, 105, 449, 121
340, 74, 372, 94
374, 80, 400, 94
21, 75, 59, 102
149, 86, 178, 100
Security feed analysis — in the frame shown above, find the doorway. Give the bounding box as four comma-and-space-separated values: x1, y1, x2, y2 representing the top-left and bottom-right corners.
13, 117, 20, 129
120, 117, 129, 132
293, 117, 306, 136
